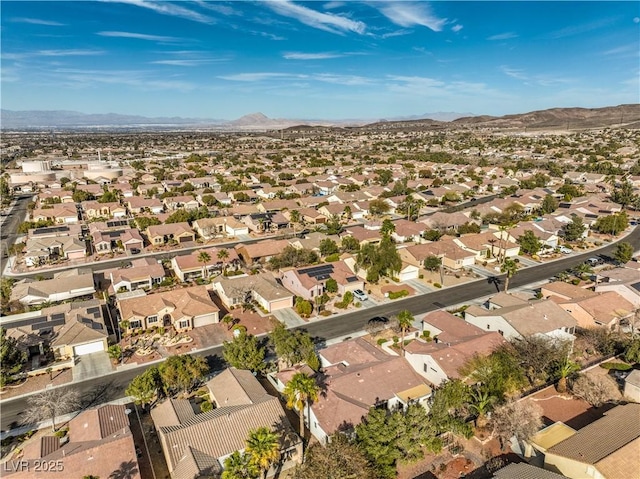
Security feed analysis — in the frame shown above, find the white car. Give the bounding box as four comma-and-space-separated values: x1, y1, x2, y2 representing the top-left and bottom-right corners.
353, 289, 368, 301
558, 246, 573, 254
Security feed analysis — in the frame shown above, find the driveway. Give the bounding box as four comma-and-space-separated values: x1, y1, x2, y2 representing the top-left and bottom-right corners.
272, 308, 306, 328
405, 279, 435, 295
72, 351, 114, 382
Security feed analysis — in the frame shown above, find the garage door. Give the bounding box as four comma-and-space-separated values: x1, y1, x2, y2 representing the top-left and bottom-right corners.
74, 341, 104, 356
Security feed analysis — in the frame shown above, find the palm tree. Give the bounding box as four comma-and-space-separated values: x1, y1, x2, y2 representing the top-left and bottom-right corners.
222, 451, 259, 479
469, 387, 494, 429
556, 358, 579, 393
217, 248, 229, 274
396, 310, 414, 357
197, 251, 212, 279
245, 427, 280, 479
573, 262, 593, 280
283, 372, 320, 440
500, 258, 518, 293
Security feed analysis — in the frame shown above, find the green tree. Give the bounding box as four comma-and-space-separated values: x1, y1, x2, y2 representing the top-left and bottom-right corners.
395, 403, 442, 462
460, 347, 526, 402
295, 297, 313, 317
355, 407, 401, 479
517, 230, 541, 256
324, 214, 344, 235
268, 320, 319, 370
380, 218, 395, 236
125, 367, 162, 408
107, 344, 122, 362
132, 216, 161, 231
428, 379, 472, 437
340, 235, 360, 253
159, 354, 209, 394
369, 198, 391, 217
611, 180, 638, 209
245, 427, 281, 479
325, 278, 338, 293
555, 357, 580, 394
218, 248, 230, 271
292, 434, 377, 479
0, 327, 26, 386
319, 238, 339, 257
223, 330, 266, 372
283, 372, 320, 439
395, 310, 414, 357
97, 189, 118, 203
222, 451, 259, 479
613, 241, 634, 264
269, 246, 318, 270
500, 258, 518, 293
592, 211, 628, 236
624, 337, 640, 363
423, 255, 442, 272
1, 278, 15, 315
539, 194, 559, 215
468, 387, 495, 429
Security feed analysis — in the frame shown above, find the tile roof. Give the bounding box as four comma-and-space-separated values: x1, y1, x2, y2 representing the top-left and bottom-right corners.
117, 285, 219, 322
208, 368, 269, 407
547, 403, 640, 464
492, 462, 569, 479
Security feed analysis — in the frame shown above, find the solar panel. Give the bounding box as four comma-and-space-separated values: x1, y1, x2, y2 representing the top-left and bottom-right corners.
31, 319, 65, 331
80, 317, 91, 324
299, 264, 334, 278
50, 313, 65, 322
346, 276, 359, 283
107, 219, 129, 228
33, 226, 69, 235
631, 282, 640, 293
4, 318, 36, 329
87, 307, 100, 314
91, 322, 104, 330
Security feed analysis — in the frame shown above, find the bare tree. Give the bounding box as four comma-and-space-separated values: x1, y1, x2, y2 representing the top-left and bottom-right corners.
491, 399, 543, 451
22, 387, 80, 432
571, 373, 619, 407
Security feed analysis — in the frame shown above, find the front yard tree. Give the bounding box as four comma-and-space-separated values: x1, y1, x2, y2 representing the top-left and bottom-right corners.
340, 235, 360, 253
423, 255, 442, 272
223, 330, 266, 373
517, 230, 542, 256
126, 366, 162, 408
613, 241, 634, 264
592, 211, 628, 236
611, 180, 638, 209
561, 216, 586, 242
197, 251, 212, 279
319, 238, 339, 257
159, 354, 209, 394
395, 310, 414, 357
22, 387, 80, 432
369, 198, 391, 217
380, 218, 395, 236
500, 258, 518, 293
292, 434, 377, 479
268, 320, 319, 370
491, 399, 543, 451
283, 372, 320, 440
539, 194, 559, 215
245, 427, 280, 479
0, 327, 26, 386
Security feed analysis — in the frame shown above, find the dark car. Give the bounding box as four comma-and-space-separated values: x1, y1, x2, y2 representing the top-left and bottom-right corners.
130, 248, 141, 255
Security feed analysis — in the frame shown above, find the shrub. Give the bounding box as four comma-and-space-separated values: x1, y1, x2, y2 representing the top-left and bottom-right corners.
54, 429, 68, 438
354, 301, 361, 308
600, 362, 632, 371
388, 289, 409, 300
319, 310, 332, 317
200, 400, 213, 412
571, 278, 581, 285
433, 282, 442, 288
392, 336, 399, 343
377, 338, 387, 346
418, 274, 424, 279
324, 253, 340, 262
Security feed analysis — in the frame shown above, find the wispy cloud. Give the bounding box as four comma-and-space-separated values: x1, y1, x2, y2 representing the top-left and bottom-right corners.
601, 43, 640, 58
500, 66, 527, 80
451, 24, 463, 33
194, 1, 242, 17
266, 0, 366, 35
37, 49, 105, 57
104, 0, 214, 24
219, 72, 295, 82
380, 29, 412, 39
487, 32, 518, 41
11, 17, 65, 26
151, 59, 221, 66
314, 73, 370, 86
283, 51, 342, 60
46, 67, 195, 91
98, 31, 183, 42
218, 71, 371, 86
373, 1, 447, 32
546, 17, 617, 39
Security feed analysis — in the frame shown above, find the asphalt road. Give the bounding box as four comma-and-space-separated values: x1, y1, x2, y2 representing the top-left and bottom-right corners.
0, 194, 32, 273
2, 225, 638, 430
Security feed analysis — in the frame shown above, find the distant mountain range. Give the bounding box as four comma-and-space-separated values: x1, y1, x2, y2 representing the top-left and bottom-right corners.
1, 105, 638, 130
0, 109, 472, 130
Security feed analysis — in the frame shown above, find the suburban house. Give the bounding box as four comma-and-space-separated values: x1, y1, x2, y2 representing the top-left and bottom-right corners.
151, 367, 302, 479
527, 403, 640, 479
404, 311, 507, 387
81, 201, 127, 219
1, 299, 108, 364
306, 338, 433, 445
146, 222, 195, 245
212, 273, 294, 313
391, 219, 426, 243
193, 217, 249, 240
491, 462, 569, 479
32, 204, 79, 224
126, 196, 164, 214
170, 247, 240, 282
235, 239, 291, 266
279, 261, 364, 301
90, 222, 144, 255
10, 268, 96, 305
594, 268, 640, 309
116, 285, 219, 332
162, 195, 200, 211
464, 294, 577, 342
554, 291, 634, 330
110, 257, 166, 292
6, 404, 140, 479
400, 239, 476, 271
454, 231, 520, 262
23, 234, 86, 267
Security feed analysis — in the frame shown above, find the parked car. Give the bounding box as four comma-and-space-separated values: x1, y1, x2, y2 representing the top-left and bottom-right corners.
130, 248, 141, 255
353, 289, 368, 301
558, 246, 573, 254
586, 257, 601, 266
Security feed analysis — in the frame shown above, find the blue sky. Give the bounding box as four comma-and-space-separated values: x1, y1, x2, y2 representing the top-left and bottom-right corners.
2, 1, 639, 119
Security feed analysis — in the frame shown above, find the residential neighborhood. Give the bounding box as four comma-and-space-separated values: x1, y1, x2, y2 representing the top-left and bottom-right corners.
1, 120, 640, 479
